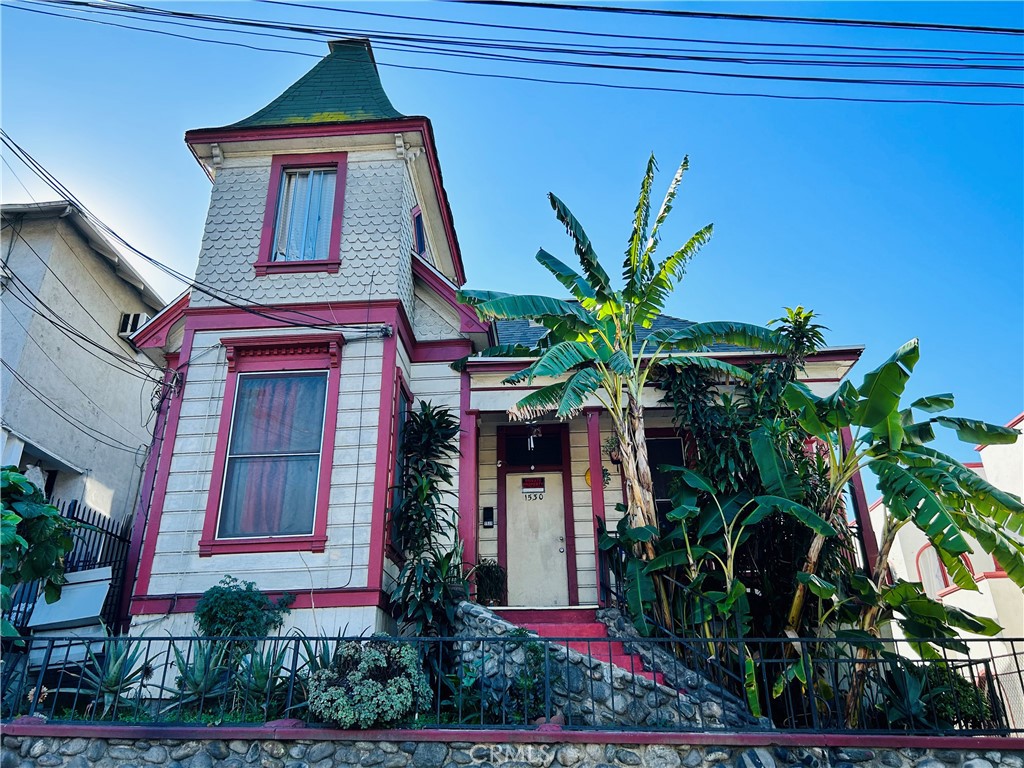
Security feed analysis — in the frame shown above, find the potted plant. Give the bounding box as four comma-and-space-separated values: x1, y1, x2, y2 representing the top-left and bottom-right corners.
472, 559, 507, 606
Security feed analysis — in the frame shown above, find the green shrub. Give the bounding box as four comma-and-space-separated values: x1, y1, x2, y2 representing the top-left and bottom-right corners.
306, 637, 429, 729
194, 576, 294, 637
926, 663, 993, 728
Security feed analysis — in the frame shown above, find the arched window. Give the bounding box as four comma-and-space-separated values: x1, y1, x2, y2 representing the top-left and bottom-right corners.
916, 545, 975, 598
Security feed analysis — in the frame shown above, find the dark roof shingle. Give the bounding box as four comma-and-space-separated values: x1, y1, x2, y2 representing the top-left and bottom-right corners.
225, 39, 404, 129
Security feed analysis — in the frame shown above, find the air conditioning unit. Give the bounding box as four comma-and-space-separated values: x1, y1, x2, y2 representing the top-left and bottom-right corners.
118, 312, 150, 338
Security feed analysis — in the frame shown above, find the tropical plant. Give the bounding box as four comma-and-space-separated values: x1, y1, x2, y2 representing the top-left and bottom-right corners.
66, 636, 154, 718
306, 636, 430, 729
388, 401, 467, 637
234, 641, 290, 719
193, 575, 294, 639
471, 559, 506, 606
1, 466, 76, 638
165, 639, 232, 714
775, 339, 1021, 723
454, 155, 789, 594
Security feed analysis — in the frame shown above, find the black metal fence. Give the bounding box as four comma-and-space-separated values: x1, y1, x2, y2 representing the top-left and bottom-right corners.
2, 633, 1021, 734
2, 498, 131, 634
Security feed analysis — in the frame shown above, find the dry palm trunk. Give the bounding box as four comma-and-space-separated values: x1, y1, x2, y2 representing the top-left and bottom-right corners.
617, 393, 674, 628
785, 494, 845, 634
843, 527, 898, 727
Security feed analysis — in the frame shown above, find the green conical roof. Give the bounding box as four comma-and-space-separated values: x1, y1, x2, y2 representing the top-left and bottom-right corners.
227, 39, 404, 129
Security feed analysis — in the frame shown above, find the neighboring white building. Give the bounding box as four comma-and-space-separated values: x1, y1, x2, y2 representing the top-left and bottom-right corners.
870, 412, 1024, 632
1, 201, 165, 520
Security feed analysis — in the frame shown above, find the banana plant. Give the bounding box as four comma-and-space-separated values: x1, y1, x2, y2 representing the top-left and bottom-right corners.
769, 339, 1021, 724
454, 156, 789, 594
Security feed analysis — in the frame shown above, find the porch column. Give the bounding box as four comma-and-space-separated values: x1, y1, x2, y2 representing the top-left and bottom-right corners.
842, 426, 879, 571
458, 369, 479, 565
584, 406, 606, 605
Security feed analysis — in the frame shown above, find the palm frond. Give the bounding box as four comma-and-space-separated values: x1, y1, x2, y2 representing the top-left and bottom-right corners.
548, 192, 614, 299
871, 461, 970, 555
634, 223, 714, 328
643, 156, 688, 265
470, 294, 598, 328
531, 341, 599, 379
660, 354, 752, 383
623, 154, 656, 300
535, 248, 597, 306
649, 321, 789, 355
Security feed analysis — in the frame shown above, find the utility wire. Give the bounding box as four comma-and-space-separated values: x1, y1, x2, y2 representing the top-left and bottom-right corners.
29, 0, 1022, 71
27, 0, 1024, 81
453, 0, 1024, 37
2, 130, 395, 335
0, 358, 146, 454
8, 3, 1021, 107
261, 0, 1024, 59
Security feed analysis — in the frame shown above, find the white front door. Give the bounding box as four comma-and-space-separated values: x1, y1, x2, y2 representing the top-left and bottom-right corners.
505, 472, 569, 607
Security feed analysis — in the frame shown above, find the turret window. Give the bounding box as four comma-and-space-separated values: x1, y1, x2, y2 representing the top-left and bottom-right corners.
255, 152, 347, 276
273, 168, 337, 262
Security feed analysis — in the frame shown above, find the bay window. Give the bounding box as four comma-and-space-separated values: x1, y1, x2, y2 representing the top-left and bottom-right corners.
200, 333, 343, 555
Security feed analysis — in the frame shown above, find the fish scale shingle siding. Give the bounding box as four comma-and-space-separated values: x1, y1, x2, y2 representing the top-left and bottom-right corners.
191, 154, 414, 310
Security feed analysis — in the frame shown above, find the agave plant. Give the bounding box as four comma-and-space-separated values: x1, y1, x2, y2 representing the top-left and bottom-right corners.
234, 640, 290, 719
455, 155, 789, 576
67, 636, 154, 718
164, 639, 232, 714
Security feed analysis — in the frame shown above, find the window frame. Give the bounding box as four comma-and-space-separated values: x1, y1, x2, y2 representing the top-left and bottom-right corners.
255, 153, 348, 276
199, 333, 344, 556
385, 368, 414, 564
915, 543, 976, 598
411, 206, 426, 257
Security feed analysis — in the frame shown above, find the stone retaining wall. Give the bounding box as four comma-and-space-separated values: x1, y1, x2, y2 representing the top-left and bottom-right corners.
3, 734, 1022, 768
454, 602, 756, 730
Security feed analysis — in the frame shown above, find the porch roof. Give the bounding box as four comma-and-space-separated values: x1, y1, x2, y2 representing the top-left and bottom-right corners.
495, 314, 738, 353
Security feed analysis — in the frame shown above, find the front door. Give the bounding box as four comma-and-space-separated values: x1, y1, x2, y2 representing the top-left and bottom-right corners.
505, 472, 569, 606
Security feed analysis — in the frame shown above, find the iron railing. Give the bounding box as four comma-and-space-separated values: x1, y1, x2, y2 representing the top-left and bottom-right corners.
2, 633, 1021, 735
2, 498, 131, 634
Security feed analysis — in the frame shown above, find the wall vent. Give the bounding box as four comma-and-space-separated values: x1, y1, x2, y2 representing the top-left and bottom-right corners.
118, 312, 150, 338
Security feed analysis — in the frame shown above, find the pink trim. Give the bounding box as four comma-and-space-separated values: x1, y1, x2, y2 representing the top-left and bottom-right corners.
842, 427, 879, 571
7, 721, 1024, 749
118, 364, 176, 632
197, 333, 344, 557
411, 205, 425, 257
254, 153, 347, 276
976, 411, 1024, 451
459, 370, 479, 565
132, 327, 196, 604
367, 330, 399, 592
132, 587, 387, 614
413, 339, 474, 363
186, 117, 467, 286
131, 292, 190, 350
977, 570, 1009, 582
412, 256, 490, 335
384, 367, 413, 563
964, 461, 984, 469
496, 424, 578, 606
584, 408, 607, 606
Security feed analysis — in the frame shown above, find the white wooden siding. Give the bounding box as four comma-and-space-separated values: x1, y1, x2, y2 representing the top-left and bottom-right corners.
145, 327, 384, 597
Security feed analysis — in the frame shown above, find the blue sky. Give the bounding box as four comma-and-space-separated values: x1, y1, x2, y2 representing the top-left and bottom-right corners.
2, 1, 1021, 467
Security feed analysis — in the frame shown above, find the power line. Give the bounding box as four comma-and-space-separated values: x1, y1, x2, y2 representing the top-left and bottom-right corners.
2, 130, 395, 335
7, 3, 1021, 107
1, 358, 146, 454
28, 0, 1024, 81
453, 0, 1024, 37
31, 0, 1021, 71
260, 0, 1024, 59
2, 303, 152, 439
1, 208, 166, 377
